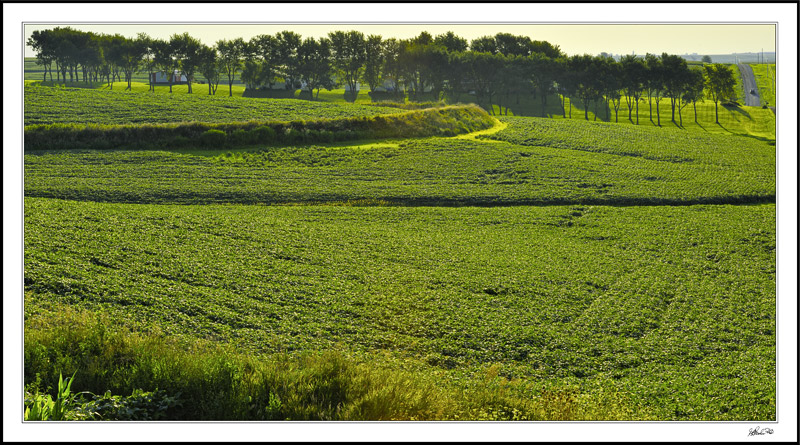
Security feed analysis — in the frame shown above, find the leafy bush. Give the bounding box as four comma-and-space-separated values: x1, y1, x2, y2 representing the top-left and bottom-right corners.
200, 129, 226, 147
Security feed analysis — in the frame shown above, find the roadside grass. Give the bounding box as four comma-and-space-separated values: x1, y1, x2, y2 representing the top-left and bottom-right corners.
749, 64, 776, 107
24, 301, 649, 420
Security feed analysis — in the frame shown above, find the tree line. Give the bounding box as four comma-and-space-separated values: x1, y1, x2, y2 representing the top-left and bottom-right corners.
28, 27, 738, 124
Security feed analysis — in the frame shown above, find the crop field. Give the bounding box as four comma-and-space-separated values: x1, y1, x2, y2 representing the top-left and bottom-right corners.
23, 83, 403, 126
24, 198, 776, 421
21, 76, 777, 422
24, 117, 775, 206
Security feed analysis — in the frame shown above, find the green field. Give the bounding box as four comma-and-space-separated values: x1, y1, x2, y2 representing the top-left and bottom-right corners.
24, 198, 775, 421
24, 83, 403, 126
24, 118, 774, 206
22, 79, 776, 421
750, 64, 777, 107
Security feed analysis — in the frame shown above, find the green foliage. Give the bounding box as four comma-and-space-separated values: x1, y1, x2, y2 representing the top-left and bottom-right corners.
24, 305, 649, 420
24, 372, 81, 421
200, 129, 226, 147
79, 389, 182, 420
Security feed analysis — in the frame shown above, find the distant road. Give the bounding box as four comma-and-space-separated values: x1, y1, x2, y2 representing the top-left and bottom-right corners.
738, 63, 760, 107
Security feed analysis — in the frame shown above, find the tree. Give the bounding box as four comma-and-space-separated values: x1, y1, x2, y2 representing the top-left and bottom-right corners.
151, 38, 178, 92
137, 33, 158, 92
297, 37, 334, 99
253, 34, 279, 89
465, 51, 504, 114
444, 51, 468, 102
240, 38, 265, 91
274, 31, 302, 90
530, 40, 563, 59
362, 34, 384, 92
217, 38, 245, 97
596, 56, 622, 122
704, 63, 736, 124
568, 54, 600, 120
198, 44, 220, 95
682, 68, 705, 124
170, 33, 203, 94
116, 36, 147, 91
644, 53, 665, 125
678, 69, 703, 127
28, 29, 57, 82
660, 53, 691, 124
381, 38, 404, 97
433, 31, 467, 53
552, 57, 572, 118
470, 35, 497, 54
701, 55, 712, 64
620, 54, 645, 124
328, 30, 366, 100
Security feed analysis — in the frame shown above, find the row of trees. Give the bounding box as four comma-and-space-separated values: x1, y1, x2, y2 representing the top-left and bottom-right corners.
28, 28, 738, 124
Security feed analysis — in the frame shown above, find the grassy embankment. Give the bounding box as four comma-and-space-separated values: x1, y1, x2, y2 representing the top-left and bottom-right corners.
749, 64, 776, 108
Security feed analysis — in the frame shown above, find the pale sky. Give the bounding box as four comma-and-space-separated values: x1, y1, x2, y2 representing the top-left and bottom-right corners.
23, 23, 776, 58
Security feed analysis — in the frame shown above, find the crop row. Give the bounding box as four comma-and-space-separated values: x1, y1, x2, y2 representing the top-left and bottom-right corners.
23, 198, 776, 420
23, 83, 404, 126
24, 130, 775, 206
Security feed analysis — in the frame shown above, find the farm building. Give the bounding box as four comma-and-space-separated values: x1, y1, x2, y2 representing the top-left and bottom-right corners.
150, 70, 188, 85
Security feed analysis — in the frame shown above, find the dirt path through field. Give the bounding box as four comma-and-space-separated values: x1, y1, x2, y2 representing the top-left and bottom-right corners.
738, 63, 761, 107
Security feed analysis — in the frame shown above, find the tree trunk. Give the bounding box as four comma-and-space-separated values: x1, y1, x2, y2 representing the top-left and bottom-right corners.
635, 98, 639, 125
648, 95, 652, 122
656, 100, 661, 126
693, 102, 698, 123
208, 82, 212, 95
671, 98, 676, 123
714, 100, 719, 124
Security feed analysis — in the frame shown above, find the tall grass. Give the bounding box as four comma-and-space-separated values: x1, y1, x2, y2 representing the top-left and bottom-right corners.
24, 305, 650, 421
24, 105, 495, 151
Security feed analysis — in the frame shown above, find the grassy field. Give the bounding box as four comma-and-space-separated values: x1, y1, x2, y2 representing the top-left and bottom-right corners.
21, 78, 776, 422
750, 64, 777, 107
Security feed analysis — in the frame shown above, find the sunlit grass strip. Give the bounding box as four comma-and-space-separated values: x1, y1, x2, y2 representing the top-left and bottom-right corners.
24, 105, 495, 151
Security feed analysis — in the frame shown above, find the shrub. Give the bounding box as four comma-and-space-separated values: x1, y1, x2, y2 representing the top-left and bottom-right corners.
231, 129, 256, 145
252, 126, 277, 144
200, 129, 226, 147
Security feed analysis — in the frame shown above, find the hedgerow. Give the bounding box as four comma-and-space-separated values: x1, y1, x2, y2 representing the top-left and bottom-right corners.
24, 105, 494, 151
